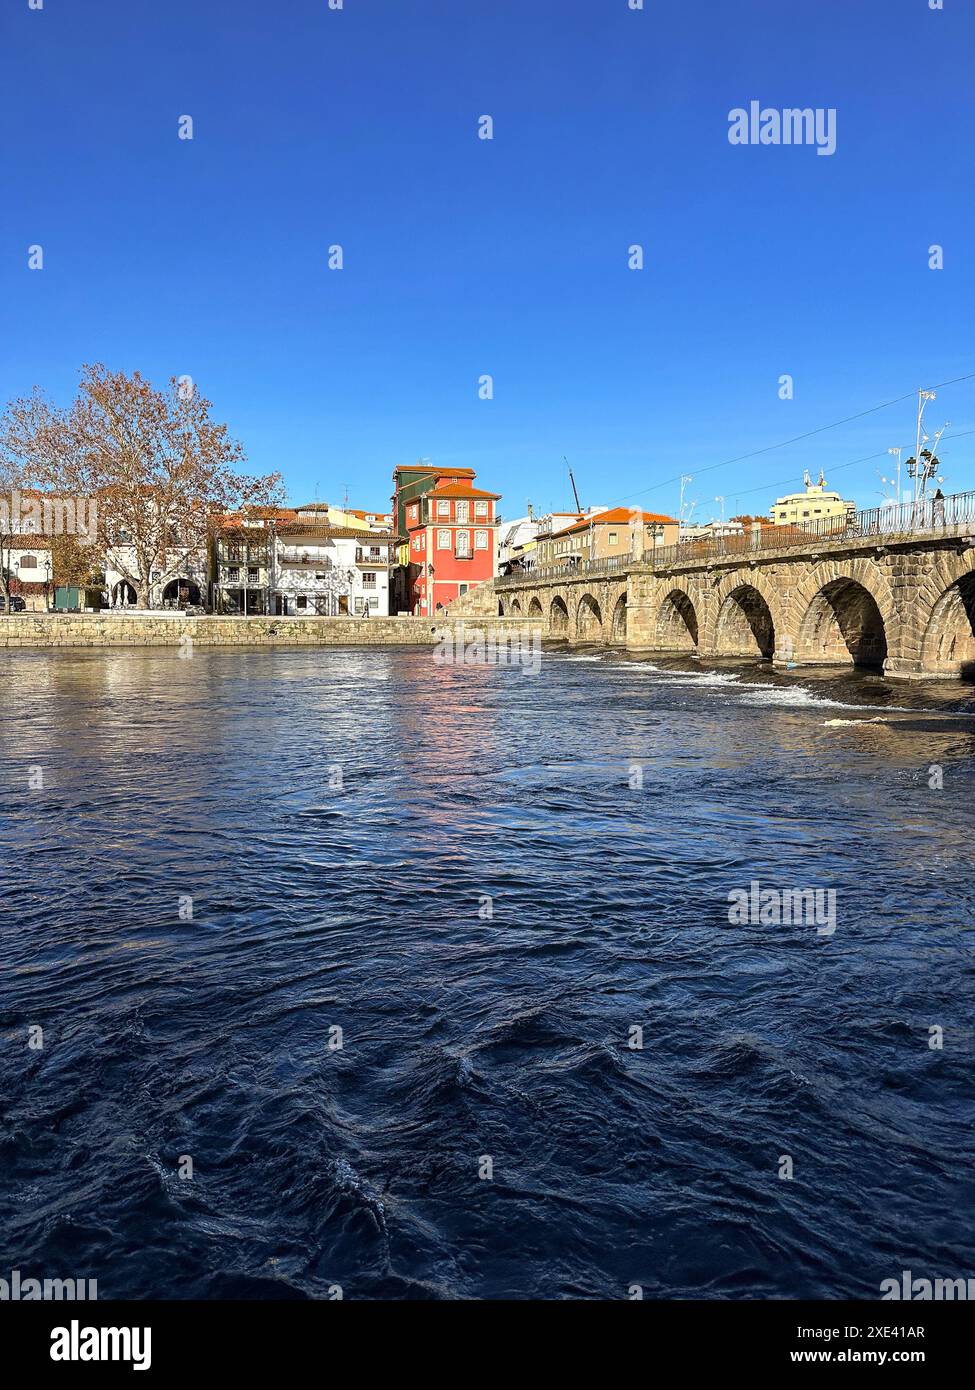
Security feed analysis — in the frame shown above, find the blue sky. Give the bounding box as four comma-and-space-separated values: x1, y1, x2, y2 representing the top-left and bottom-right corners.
3, 0, 973, 522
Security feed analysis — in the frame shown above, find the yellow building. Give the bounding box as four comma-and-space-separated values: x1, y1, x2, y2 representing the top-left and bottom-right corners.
295, 502, 392, 531
536, 509, 679, 567
769, 472, 855, 527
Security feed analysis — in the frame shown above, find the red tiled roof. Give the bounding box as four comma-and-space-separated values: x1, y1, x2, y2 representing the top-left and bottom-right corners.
431, 480, 501, 500
552, 508, 678, 537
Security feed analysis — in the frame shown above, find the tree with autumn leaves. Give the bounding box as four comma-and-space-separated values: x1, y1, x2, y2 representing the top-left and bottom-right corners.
1, 364, 284, 608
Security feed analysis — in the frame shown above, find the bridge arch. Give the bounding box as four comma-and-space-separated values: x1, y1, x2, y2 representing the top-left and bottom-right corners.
527, 596, 543, 619
921, 569, 975, 677
656, 587, 699, 651
610, 594, 627, 642
509, 598, 522, 614
796, 575, 889, 670
576, 593, 603, 641
714, 582, 776, 659
550, 595, 569, 636
498, 598, 506, 616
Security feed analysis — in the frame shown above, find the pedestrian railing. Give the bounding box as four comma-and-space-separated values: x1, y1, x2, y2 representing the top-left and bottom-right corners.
496, 489, 975, 586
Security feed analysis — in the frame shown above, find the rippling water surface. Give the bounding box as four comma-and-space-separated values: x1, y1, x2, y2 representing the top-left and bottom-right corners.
1, 646, 974, 1300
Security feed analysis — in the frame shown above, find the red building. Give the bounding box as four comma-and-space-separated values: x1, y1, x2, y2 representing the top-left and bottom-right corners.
391, 464, 501, 615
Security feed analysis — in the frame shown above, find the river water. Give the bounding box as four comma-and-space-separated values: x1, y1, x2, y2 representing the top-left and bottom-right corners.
1, 646, 973, 1300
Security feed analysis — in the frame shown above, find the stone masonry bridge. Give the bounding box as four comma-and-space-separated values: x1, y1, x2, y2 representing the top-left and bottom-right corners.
475, 495, 975, 679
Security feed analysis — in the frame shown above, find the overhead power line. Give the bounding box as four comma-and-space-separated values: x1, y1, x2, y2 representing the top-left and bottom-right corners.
606, 370, 975, 511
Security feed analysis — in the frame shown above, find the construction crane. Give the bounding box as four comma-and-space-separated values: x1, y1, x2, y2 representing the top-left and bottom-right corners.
564, 457, 582, 512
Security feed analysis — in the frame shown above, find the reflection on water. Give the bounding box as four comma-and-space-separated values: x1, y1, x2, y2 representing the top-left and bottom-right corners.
1, 647, 973, 1300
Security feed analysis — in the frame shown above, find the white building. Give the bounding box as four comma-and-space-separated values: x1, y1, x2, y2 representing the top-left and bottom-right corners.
680, 519, 745, 543
498, 510, 541, 572
105, 541, 209, 609
273, 519, 395, 616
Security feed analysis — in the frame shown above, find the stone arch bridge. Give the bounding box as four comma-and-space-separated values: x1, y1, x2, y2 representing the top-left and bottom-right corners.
488, 529, 975, 679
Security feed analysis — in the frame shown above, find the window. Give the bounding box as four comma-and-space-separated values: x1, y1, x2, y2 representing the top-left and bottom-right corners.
248, 567, 259, 582
608, 532, 618, 546
362, 572, 377, 589
459, 583, 468, 595
437, 529, 451, 549
456, 500, 469, 523
227, 567, 240, 582
315, 571, 328, 580
456, 531, 471, 558
474, 529, 488, 550
409, 505, 418, 521
19, 554, 38, 569
297, 596, 307, 611
437, 500, 450, 518
413, 535, 423, 551
474, 500, 488, 519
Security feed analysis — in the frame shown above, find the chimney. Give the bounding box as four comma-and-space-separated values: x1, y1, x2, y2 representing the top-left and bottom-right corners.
527, 500, 533, 521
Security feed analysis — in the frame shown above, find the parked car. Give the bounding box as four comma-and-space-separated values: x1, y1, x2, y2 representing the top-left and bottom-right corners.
0, 595, 27, 612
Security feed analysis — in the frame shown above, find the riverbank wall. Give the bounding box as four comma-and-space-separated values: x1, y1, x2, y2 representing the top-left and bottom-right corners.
0, 613, 537, 648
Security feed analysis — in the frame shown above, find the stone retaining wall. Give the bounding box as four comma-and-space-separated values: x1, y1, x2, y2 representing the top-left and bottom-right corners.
0, 614, 534, 648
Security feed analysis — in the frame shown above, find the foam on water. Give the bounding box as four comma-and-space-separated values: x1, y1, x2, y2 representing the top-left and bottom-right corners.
562, 653, 973, 716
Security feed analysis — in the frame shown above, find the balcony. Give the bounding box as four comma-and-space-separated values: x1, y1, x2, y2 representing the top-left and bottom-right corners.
355, 548, 388, 565
278, 549, 331, 569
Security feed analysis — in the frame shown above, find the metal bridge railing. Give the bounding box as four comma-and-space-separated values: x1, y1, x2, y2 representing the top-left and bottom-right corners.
496, 490, 975, 585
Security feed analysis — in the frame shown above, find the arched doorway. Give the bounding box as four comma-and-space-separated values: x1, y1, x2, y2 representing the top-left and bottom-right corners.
715, 585, 775, 659
798, 578, 888, 670
162, 577, 202, 608
112, 581, 138, 607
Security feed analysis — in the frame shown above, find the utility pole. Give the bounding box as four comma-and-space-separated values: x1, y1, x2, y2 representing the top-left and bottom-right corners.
267, 519, 277, 616
907, 390, 948, 519
910, 389, 936, 505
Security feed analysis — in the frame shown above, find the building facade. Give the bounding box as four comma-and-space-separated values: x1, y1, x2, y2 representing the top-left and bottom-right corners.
391, 464, 500, 615
770, 472, 855, 528
534, 508, 679, 568
274, 518, 395, 616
